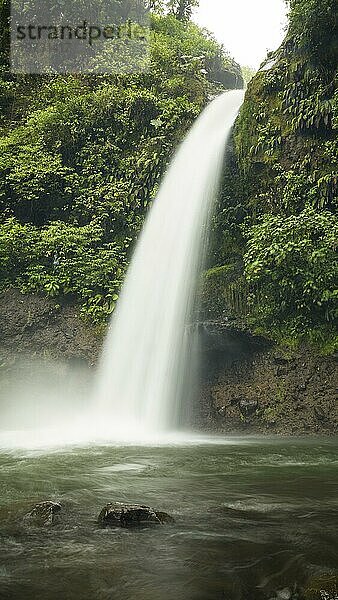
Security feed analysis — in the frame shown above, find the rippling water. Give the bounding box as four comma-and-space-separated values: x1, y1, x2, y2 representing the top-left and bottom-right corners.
0, 437, 337, 600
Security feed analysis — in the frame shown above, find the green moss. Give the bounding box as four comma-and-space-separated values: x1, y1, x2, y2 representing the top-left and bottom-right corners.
250, 324, 338, 357
262, 406, 282, 425
204, 264, 236, 281
200, 264, 250, 320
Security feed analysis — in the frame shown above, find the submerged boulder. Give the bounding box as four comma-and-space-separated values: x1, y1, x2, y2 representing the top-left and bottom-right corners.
98, 503, 174, 528
25, 501, 62, 526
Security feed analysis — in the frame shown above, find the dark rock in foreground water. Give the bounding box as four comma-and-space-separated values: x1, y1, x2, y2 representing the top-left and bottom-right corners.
154, 510, 175, 524
98, 503, 174, 528
25, 501, 62, 526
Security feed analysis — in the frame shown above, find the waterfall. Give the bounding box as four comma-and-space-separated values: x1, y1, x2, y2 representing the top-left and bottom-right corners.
95, 90, 244, 437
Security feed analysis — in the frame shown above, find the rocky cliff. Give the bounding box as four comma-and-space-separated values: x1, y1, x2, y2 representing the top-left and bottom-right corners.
0, 289, 101, 369
198, 322, 337, 435
1, 289, 336, 435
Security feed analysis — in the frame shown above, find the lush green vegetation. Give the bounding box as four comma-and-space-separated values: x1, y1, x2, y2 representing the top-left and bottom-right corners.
241, 66, 257, 85
0, 0, 336, 354
0, 2, 242, 322
204, 0, 337, 353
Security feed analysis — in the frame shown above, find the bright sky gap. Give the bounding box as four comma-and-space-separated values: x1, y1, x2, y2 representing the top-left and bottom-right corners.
194, 0, 288, 69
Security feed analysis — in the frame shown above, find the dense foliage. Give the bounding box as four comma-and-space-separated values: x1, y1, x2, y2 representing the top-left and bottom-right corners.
0, 218, 125, 321
167, 0, 199, 21
0, 3, 242, 321
0, 0, 335, 354
244, 209, 337, 338
204, 0, 337, 352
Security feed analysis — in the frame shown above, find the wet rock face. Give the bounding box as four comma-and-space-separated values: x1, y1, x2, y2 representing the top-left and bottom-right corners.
26, 501, 62, 526
239, 399, 258, 417
98, 503, 174, 528
0, 288, 102, 368
199, 325, 338, 436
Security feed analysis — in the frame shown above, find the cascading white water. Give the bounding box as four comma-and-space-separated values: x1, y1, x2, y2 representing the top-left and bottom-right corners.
95, 90, 244, 437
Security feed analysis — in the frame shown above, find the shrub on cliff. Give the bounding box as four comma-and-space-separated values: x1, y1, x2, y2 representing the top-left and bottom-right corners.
0, 218, 126, 322
244, 208, 337, 329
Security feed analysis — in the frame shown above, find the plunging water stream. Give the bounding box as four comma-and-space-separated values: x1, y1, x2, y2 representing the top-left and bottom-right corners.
95, 90, 244, 438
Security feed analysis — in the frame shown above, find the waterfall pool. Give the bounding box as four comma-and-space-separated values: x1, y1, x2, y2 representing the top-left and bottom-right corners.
0, 437, 337, 600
